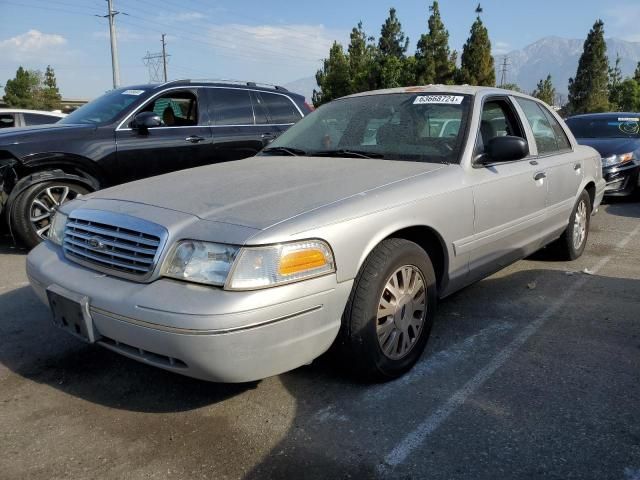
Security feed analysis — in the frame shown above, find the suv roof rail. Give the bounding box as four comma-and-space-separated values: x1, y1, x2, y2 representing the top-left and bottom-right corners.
162, 78, 289, 92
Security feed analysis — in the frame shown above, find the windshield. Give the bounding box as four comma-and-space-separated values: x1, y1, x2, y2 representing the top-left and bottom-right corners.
262, 93, 471, 163
59, 88, 146, 125
566, 116, 640, 139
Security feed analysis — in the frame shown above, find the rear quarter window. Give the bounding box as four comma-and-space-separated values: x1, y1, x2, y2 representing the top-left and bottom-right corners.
255, 92, 301, 124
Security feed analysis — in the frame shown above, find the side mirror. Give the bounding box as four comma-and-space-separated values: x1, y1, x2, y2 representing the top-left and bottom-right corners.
483, 136, 528, 163
131, 111, 162, 133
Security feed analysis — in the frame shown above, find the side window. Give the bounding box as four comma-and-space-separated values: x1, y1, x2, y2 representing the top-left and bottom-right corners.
515, 98, 565, 154
143, 90, 198, 127
0, 113, 16, 128
250, 91, 269, 124
476, 99, 524, 155
540, 105, 572, 150
23, 113, 60, 125
210, 88, 254, 126
257, 92, 301, 124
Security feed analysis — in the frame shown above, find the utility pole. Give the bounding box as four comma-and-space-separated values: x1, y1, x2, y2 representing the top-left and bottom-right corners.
96, 0, 121, 89
161, 34, 168, 82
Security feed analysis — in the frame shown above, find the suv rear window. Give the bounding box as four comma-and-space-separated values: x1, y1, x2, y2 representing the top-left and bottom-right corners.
253, 92, 301, 124
210, 88, 254, 126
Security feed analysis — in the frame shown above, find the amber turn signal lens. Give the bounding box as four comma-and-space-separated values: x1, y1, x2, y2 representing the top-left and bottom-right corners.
278, 249, 327, 276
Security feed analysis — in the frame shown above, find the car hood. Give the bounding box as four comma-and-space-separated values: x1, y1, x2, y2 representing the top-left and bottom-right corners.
0, 123, 95, 146
89, 155, 444, 230
576, 137, 640, 157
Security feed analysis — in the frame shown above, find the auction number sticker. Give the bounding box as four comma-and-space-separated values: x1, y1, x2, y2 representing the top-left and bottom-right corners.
122, 89, 145, 96
413, 95, 464, 105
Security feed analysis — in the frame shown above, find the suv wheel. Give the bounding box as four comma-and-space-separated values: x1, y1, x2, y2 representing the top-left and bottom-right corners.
340, 238, 437, 381
12, 180, 89, 248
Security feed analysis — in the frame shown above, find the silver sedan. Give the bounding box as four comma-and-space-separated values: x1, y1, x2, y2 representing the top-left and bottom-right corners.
26, 86, 605, 382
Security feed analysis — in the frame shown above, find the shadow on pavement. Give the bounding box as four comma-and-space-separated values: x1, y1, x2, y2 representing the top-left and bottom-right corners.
602, 194, 640, 219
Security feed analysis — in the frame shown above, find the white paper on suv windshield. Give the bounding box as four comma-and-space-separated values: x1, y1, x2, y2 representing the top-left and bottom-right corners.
413, 95, 464, 105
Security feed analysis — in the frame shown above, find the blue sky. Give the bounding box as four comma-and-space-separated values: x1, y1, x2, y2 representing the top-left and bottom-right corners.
1, 0, 639, 99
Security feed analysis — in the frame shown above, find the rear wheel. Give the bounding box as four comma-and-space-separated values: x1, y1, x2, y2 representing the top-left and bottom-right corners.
555, 189, 591, 260
11, 180, 89, 248
340, 238, 437, 381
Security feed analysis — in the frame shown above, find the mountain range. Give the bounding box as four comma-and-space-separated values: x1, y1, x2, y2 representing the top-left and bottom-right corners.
284, 36, 640, 101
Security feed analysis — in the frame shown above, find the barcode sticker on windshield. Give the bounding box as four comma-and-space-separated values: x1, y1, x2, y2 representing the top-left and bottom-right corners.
413, 95, 464, 105
122, 89, 145, 96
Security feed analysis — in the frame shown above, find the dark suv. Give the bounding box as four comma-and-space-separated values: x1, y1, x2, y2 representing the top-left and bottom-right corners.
0, 80, 311, 247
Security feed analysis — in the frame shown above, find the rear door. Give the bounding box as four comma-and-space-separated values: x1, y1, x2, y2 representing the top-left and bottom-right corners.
514, 97, 582, 234
252, 90, 304, 140
115, 88, 213, 182
465, 96, 548, 280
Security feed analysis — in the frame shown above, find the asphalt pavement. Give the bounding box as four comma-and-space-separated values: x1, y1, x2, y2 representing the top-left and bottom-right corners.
1, 198, 639, 480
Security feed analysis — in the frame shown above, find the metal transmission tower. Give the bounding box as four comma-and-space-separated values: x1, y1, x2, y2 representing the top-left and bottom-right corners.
96, 0, 122, 89
143, 34, 170, 83
499, 56, 510, 87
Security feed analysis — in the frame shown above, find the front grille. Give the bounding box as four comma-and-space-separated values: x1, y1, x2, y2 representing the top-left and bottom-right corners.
63, 210, 167, 280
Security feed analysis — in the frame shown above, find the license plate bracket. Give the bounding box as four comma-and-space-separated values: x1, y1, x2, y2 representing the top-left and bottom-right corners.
46, 285, 99, 343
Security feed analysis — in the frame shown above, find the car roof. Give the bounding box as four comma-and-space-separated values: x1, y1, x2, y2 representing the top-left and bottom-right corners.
343, 85, 541, 102
118, 79, 305, 99
0, 108, 66, 117
567, 112, 640, 120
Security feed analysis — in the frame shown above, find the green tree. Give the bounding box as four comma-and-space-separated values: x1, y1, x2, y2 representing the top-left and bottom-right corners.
634, 61, 640, 82
41, 65, 61, 110
313, 42, 351, 107
618, 79, 640, 112
608, 53, 624, 110
567, 20, 610, 114
347, 22, 379, 93
2, 67, 41, 109
458, 12, 495, 86
415, 1, 457, 85
532, 75, 556, 105
500, 83, 522, 93
378, 7, 409, 59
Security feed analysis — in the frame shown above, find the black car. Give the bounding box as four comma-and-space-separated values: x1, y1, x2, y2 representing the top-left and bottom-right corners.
565, 113, 640, 197
0, 80, 311, 247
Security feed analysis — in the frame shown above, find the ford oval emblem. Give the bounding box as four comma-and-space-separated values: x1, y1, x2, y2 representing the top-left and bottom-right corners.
88, 237, 105, 250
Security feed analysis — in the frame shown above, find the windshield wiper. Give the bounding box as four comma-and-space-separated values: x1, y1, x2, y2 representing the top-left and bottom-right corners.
311, 149, 385, 159
261, 146, 307, 156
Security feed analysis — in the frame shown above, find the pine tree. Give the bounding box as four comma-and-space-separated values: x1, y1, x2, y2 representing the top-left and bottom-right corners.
458, 12, 495, 86
41, 65, 61, 110
313, 42, 351, 107
634, 62, 640, 82
348, 22, 379, 93
608, 53, 624, 110
532, 75, 556, 106
567, 20, 610, 114
415, 1, 457, 85
378, 7, 409, 59
2, 67, 40, 109
618, 79, 640, 112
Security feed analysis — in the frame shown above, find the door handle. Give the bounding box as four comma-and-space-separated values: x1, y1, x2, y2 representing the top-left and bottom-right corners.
574, 163, 582, 171
185, 135, 205, 143
534, 172, 546, 181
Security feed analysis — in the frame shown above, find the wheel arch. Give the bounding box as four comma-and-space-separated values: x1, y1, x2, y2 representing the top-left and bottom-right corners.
583, 180, 596, 208
15, 152, 109, 188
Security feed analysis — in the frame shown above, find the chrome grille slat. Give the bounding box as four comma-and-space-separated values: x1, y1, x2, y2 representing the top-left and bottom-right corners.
66, 221, 160, 247
62, 209, 167, 281
63, 237, 155, 264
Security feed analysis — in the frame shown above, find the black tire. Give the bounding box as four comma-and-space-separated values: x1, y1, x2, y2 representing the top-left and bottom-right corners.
555, 189, 592, 260
339, 238, 438, 381
11, 180, 90, 249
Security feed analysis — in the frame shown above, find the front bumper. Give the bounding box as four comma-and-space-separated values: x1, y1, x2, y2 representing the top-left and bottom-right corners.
26, 242, 353, 382
603, 162, 640, 196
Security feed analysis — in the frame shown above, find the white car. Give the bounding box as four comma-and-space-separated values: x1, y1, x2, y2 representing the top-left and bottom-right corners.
0, 109, 66, 129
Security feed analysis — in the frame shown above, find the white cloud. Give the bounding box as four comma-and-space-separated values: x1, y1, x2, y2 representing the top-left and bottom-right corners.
0, 30, 67, 60
606, 4, 640, 42
205, 23, 345, 66
493, 41, 511, 55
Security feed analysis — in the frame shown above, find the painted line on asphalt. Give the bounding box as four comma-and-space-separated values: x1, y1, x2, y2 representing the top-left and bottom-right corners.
379, 223, 640, 472
365, 321, 514, 404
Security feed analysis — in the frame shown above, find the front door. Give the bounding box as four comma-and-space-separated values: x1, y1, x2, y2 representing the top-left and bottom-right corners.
115, 88, 213, 182
464, 97, 548, 281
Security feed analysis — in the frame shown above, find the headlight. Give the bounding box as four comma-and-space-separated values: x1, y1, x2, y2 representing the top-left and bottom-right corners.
602, 152, 634, 168
163, 240, 239, 286
227, 239, 335, 290
48, 212, 68, 246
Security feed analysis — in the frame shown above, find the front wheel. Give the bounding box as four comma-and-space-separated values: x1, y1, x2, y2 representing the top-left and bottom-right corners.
555, 189, 592, 260
11, 180, 89, 248
339, 238, 438, 381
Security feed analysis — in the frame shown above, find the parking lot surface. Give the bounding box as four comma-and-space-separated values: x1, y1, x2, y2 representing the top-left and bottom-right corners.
1, 199, 639, 480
